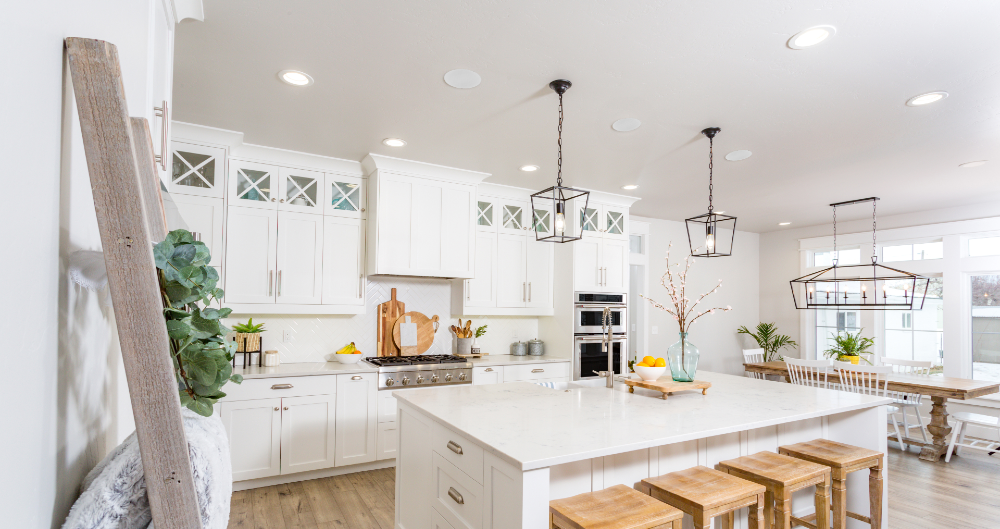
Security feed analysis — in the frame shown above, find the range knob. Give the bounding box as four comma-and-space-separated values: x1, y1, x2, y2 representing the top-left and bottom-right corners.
385, 378, 395, 387
445, 373, 453, 382
401, 376, 410, 386
431, 374, 439, 383
458, 372, 467, 381
416, 375, 424, 384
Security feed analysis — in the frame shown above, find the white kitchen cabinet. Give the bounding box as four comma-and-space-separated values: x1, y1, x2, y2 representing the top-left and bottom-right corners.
603, 205, 628, 240
278, 167, 325, 214
279, 394, 337, 475
575, 202, 628, 241
335, 373, 378, 466
463, 231, 497, 308
322, 217, 365, 306
165, 194, 224, 267
475, 199, 496, 232
229, 159, 279, 209
221, 398, 282, 481
472, 366, 503, 385
275, 212, 323, 305
602, 239, 629, 292
149, 0, 174, 186
324, 173, 365, 218
377, 422, 398, 461
498, 199, 529, 236
224, 207, 278, 304
573, 238, 602, 292
169, 142, 226, 198
525, 239, 552, 309
503, 362, 570, 382
496, 234, 527, 308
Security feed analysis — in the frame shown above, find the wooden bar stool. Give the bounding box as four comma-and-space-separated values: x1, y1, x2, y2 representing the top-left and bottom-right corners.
778, 439, 883, 529
549, 484, 684, 529
638, 466, 766, 529
716, 451, 832, 529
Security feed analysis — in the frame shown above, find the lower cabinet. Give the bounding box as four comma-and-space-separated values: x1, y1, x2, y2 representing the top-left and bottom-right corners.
472, 366, 503, 385
472, 362, 571, 386
279, 394, 337, 475
335, 373, 378, 466
377, 422, 398, 461
220, 398, 282, 481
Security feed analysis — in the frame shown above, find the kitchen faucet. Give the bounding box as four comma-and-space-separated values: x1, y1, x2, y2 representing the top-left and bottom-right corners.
591, 306, 616, 388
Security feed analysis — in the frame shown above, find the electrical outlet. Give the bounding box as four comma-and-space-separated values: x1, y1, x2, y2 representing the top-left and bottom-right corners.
651, 326, 658, 335
282, 330, 293, 343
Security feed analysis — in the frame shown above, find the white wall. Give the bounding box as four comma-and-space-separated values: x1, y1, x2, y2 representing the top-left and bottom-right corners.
633, 216, 760, 375
1, 1, 164, 526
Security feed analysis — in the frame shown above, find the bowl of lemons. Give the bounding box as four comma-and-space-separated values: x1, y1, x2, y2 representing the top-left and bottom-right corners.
633, 355, 667, 381
335, 342, 363, 364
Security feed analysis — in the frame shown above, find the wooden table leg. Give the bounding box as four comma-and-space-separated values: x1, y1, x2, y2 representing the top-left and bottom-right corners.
869, 461, 883, 529
815, 476, 831, 529
749, 492, 764, 529
920, 396, 953, 461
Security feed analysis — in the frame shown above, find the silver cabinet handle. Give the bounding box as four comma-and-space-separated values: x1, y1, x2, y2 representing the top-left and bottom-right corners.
448, 487, 464, 505
153, 100, 168, 171
271, 384, 293, 390
277, 270, 282, 296
466, 280, 470, 300
447, 440, 463, 455
484, 368, 493, 372
351, 375, 363, 380
283, 406, 289, 410
269, 270, 274, 296
359, 275, 363, 298
531, 368, 544, 373
528, 282, 532, 302
522, 282, 526, 302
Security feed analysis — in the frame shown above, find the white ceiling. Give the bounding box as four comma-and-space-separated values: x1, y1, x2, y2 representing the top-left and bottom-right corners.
173, 0, 1000, 233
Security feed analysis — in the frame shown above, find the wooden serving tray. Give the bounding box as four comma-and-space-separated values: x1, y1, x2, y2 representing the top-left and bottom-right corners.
622, 377, 711, 400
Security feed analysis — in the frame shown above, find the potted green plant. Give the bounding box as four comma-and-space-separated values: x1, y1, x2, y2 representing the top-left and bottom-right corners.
823, 329, 874, 365
737, 322, 798, 362
232, 317, 266, 354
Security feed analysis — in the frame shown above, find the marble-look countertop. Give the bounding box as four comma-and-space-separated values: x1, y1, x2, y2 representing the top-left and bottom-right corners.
233, 361, 377, 379
394, 371, 892, 471
466, 354, 572, 367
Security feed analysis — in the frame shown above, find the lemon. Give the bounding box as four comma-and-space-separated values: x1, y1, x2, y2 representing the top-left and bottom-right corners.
654, 358, 666, 368
642, 356, 655, 366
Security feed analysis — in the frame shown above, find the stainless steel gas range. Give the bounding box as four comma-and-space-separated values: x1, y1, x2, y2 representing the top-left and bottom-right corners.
363, 355, 473, 390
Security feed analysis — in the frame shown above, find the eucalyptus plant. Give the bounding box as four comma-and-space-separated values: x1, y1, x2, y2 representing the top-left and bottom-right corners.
154, 229, 242, 417
737, 322, 798, 362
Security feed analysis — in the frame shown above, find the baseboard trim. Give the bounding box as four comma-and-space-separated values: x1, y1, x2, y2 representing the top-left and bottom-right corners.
233, 459, 396, 491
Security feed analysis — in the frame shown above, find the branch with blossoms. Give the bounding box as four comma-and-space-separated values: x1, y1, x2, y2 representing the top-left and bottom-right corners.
640, 242, 732, 333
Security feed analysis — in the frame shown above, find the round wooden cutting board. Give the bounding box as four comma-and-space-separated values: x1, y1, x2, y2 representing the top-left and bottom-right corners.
392, 312, 440, 356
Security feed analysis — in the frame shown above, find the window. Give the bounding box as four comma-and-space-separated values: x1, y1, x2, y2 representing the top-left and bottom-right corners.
971, 274, 1000, 383
882, 241, 943, 262
969, 237, 1000, 257
814, 248, 861, 267
816, 309, 860, 359
883, 278, 944, 374
629, 234, 644, 254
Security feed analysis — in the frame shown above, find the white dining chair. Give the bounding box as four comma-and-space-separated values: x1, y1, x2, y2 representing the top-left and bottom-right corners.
880, 358, 932, 451
945, 412, 1000, 462
836, 363, 907, 450
742, 348, 766, 380
785, 357, 832, 389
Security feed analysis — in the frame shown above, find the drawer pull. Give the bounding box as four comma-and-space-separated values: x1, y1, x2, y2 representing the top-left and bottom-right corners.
351, 375, 363, 380
271, 384, 293, 390
484, 368, 493, 372
446, 440, 463, 455
531, 368, 544, 373
447, 487, 465, 505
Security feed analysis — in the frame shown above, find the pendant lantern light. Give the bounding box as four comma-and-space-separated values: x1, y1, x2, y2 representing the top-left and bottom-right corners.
789, 197, 930, 310
531, 79, 590, 243
685, 127, 737, 257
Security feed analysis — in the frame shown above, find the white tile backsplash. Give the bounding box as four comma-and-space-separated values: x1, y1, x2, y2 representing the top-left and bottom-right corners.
224, 277, 538, 363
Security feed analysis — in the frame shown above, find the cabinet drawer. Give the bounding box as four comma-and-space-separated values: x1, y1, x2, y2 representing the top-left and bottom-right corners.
221, 375, 338, 401
503, 362, 569, 382
378, 390, 397, 423
471, 366, 502, 385
432, 507, 458, 529
432, 421, 484, 484
432, 452, 483, 529
377, 422, 397, 460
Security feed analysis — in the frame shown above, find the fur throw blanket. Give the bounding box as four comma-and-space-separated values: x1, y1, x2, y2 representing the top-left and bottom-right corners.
63, 408, 232, 529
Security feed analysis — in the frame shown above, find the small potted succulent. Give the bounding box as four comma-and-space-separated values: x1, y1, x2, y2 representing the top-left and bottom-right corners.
823, 330, 874, 365
232, 317, 265, 355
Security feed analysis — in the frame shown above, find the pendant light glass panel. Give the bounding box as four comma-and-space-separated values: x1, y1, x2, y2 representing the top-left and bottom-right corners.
686, 212, 736, 257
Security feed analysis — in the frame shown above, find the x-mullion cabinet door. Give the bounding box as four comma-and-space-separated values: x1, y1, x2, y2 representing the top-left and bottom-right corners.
498, 199, 529, 236
280, 394, 337, 474
229, 160, 279, 210
224, 206, 278, 304
322, 217, 365, 306
275, 212, 323, 305
169, 141, 225, 198
278, 167, 325, 214
475, 197, 497, 233
577, 203, 602, 239
603, 205, 628, 240
221, 398, 281, 481
324, 173, 364, 218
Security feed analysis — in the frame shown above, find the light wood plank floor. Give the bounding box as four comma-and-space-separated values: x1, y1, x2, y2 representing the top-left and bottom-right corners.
228, 451, 1000, 529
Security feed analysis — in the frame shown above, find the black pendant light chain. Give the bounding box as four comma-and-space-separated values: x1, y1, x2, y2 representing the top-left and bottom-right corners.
556, 90, 564, 187
832, 205, 838, 267
707, 134, 714, 214
871, 200, 878, 264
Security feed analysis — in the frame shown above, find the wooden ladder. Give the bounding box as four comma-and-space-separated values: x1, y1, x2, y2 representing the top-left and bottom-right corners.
66, 37, 203, 529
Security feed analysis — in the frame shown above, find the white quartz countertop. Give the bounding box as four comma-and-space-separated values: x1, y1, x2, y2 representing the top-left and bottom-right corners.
466, 355, 572, 367
394, 371, 892, 471
233, 361, 377, 379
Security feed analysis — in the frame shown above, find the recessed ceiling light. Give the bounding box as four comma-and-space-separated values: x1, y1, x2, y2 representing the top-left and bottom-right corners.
382, 138, 406, 147
725, 150, 752, 161
787, 25, 836, 50
779, 222, 791, 226
960, 160, 988, 168
278, 70, 314, 86
621, 185, 639, 190
444, 69, 482, 89
906, 91, 948, 107
612, 118, 642, 132
519, 165, 539, 172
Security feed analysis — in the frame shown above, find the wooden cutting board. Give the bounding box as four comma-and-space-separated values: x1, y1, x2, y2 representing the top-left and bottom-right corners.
622, 377, 711, 400
392, 312, 440, 356
377, 288, 405, 357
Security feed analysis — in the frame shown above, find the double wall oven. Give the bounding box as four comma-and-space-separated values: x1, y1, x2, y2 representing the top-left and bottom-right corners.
573, 292, 627, 380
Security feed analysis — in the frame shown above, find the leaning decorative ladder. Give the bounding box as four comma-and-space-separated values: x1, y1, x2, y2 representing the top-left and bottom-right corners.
66, 37, 203, 528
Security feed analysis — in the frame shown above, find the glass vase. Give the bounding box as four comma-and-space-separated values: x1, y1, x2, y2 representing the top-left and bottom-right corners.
667, 332, 700, 382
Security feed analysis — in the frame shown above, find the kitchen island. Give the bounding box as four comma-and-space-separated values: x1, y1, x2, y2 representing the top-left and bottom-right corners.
394, 371, 891, 529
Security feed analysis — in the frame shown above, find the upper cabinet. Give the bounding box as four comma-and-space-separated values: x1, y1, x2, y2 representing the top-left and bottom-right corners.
571, 193, 638, 293
170, 142, 226, 198
363, 154, 488, 279
325, 174, 365, 218
280, 168, 325, 214
576, 202, 628, 241
229, 160, 278, 208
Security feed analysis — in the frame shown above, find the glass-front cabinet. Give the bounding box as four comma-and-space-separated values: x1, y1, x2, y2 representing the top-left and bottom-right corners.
531, 202, 554, 239
280, 168, 324, 214
603, 205, 628, 240
169, 142, 226, 198
476, 199, 496, 232
228, 160, 279, 210
498, 199, 529, 235
324, 173, 365, 218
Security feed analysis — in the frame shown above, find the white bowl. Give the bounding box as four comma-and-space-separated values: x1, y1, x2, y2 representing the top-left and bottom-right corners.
336, 353, 363, 364
633, 365, 666, 381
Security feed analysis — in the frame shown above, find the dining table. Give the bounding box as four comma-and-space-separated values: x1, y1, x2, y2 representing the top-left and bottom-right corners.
744, 361, 1000, 462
